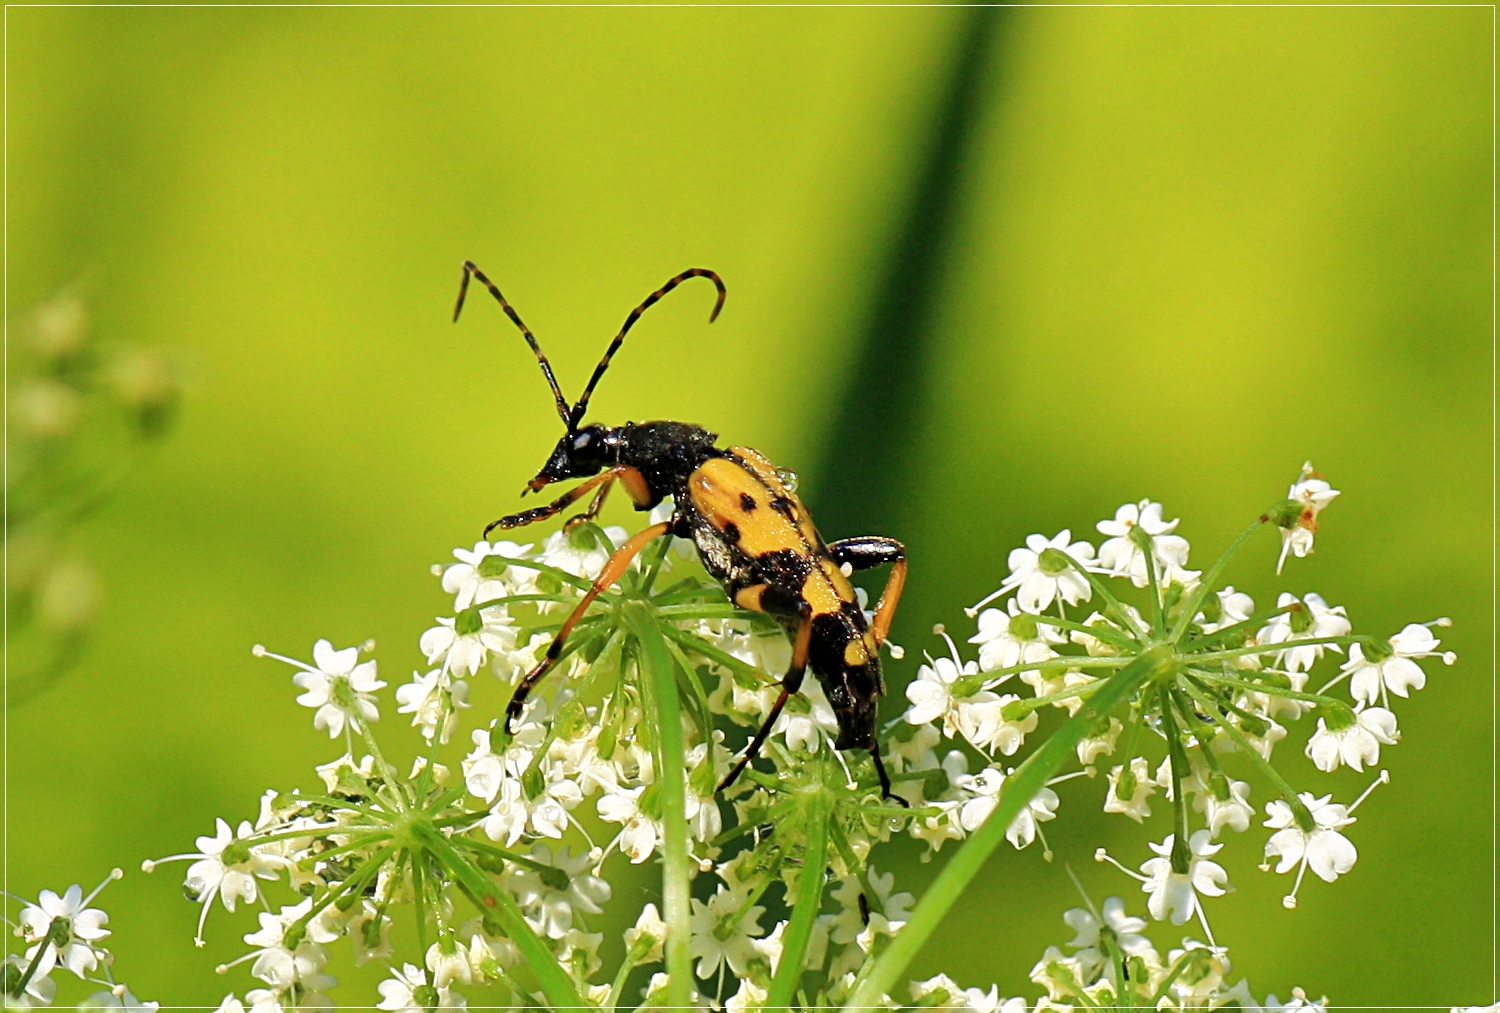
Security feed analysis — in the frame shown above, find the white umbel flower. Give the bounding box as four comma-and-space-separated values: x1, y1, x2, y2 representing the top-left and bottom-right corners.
1276, 462, 1339, 573
969, 599, 1061, 673
256, 640, 385, 738
1341, 622, 1455, 705
441, 539, 536, 609
969, 530, 1096, 616
1102, 758, 1156, 822
1139, 831, 1229, 925
1260, 593, 1351, 673
17, 877, 116, 980
377, 963, 466, 1012
688, 885, 766, 979
420, 609, 519, 679
1305, 706, 1398, 772
1262, 775, 1386, 908
1096, 500, 1199, 588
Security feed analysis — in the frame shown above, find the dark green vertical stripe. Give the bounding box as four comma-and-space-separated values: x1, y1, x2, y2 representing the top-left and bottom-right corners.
809, 7, 1009, 542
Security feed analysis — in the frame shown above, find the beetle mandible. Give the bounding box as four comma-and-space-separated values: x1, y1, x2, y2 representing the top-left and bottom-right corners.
453, 262, 908, 798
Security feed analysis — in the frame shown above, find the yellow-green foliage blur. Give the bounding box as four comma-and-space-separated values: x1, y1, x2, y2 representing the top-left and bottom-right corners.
7, 8, 1491, 1009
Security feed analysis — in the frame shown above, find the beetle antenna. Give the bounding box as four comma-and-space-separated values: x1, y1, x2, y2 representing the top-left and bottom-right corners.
454, 260, 573, 428
569, 268, 726, 428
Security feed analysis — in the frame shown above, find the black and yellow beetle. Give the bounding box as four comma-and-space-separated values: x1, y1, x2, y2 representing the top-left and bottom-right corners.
453, 262, 908, 798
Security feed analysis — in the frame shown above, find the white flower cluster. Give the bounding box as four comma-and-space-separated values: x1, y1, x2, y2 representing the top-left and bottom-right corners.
906, 895, 1330, 1011
4, 871, 157, 1013
894, 465, 1454, 924
102, 466, 1449, 1012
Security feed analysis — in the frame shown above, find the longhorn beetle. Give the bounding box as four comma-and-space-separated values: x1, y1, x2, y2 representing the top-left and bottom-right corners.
453, 262, 908, 798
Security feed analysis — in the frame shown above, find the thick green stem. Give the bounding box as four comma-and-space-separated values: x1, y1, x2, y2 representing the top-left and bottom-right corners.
625, 602, 694, 1013
841, 647, 1171, 1013
411, 823, 585, 1011
766, 775, 831, 1012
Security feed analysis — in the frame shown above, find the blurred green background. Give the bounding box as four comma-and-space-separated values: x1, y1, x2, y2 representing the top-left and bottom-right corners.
6, 7, 1491, 1009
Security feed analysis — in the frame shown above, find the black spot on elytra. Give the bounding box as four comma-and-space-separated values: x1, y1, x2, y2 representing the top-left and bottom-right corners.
770, 496, 796, 518
722, 520, 741, 544
739, 492, 757, 512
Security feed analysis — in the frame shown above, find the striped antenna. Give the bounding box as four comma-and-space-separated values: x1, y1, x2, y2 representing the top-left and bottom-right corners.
568, 268, 726, 429
454, 261, 572, 428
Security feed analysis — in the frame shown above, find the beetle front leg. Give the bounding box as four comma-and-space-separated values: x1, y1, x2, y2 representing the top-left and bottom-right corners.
486, 468, 623, 537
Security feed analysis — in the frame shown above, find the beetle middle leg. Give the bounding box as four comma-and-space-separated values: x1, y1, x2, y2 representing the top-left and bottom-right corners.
562, 475, 615, 533
717, 600, 813, 793
503, 520, 671, 731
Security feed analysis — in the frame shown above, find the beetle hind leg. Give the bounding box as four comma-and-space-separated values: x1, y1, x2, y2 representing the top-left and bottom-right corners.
826, 536, 907, 648
717, 608, 813, 793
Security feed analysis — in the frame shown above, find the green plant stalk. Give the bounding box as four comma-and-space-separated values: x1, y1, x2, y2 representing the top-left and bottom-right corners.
840, 646, 1171, 1013
1169, 515, 1267, 642
411, 822, 586, 1011
1178, 678, 1315, 832
1179, 603, 1297, 653
624, 602, 693, 1013
766, 774, 831, 1012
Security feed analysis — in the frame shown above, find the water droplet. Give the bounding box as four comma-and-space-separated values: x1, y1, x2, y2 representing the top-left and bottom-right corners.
774, 467, 798, 492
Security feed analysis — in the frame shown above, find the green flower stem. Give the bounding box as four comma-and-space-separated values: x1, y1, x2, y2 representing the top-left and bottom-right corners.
9, 927, 52, 997
1170, 516, 1267, 642
431, 810, 500, 828
1056, 555, 1148, 638
295, 793, 395, 821
291, 844, 398, 939
841, 647, 1172, 1013
653, 604, 749, 620
239, 824, 375, 847
1133, 529, 1165, 636
309, 833, 396, 865
411, 848, 430, 956
638, 533, 676, 593
1179, 603, 1298, 653
1157, 700, 1192, 874
767, 775, 830, 1013
604, 945, 641, 1013
470, 593, 582, 610
452, 836, 571, 880
411, 822, 586, 1012
1177, 679, 1314, 833
662, 626, 761, 677
1189, 635, 1361, 664
624, 602, 693, 1013
1003, 677, 1105, 717
480, 557, 596, 592
1187, 670, 1348, 710
1027, 614, 1139, 650
978, 654, 1132, 693
356, 721, 407, 806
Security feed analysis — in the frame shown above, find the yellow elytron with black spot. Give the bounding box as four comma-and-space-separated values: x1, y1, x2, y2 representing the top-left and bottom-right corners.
453, 262, 908, 797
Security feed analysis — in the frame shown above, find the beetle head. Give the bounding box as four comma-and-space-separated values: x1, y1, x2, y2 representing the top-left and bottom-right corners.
527, 424, 610, 493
